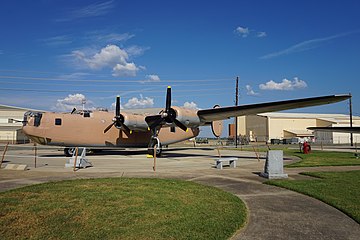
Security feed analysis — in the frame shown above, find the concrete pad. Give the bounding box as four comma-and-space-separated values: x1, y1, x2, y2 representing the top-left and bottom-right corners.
4, 164, 27, 171
0, 146, 359, 239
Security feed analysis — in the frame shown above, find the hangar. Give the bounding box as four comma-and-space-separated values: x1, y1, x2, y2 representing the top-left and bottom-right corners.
0, 104, 33, 144
231, 113, 360, 144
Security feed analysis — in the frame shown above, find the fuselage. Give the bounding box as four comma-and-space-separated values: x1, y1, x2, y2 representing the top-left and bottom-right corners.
22, 110, 200, 148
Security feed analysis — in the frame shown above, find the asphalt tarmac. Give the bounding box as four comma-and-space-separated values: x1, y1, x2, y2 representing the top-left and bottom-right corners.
1, 145, 359, 239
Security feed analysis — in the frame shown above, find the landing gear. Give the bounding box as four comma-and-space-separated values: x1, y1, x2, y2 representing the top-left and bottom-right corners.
64, 147, 75, 157
148, 137, 162, 156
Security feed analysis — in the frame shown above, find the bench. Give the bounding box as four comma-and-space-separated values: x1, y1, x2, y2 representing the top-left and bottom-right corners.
214, 157, 238, 169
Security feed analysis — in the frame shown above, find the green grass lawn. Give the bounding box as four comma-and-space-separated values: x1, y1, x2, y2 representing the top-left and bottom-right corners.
0, 178, 246, 240
284, 150, 360, 168
266, 171, 360, 223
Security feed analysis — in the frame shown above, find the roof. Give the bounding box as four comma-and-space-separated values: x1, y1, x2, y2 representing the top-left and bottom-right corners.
0, 104, 43, 112
284, 129, 314, 137
258, 112, 360, 121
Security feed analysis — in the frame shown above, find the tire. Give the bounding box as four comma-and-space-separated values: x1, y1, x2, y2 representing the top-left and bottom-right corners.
147, 138, 162, 157
64, 147, 75, 157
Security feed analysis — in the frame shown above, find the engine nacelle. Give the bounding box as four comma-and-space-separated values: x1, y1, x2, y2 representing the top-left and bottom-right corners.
117, 113, 149, 131
171, 106, 201, 128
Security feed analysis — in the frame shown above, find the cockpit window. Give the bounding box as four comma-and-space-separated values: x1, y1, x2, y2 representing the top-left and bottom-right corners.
23, 111, 43, 127
34, 113, 42, 127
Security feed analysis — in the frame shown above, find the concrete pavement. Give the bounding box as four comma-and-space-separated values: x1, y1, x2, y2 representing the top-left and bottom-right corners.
0, 145, 359, 239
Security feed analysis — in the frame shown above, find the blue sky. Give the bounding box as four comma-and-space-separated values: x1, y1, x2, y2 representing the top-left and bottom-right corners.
0, 1, 359, 122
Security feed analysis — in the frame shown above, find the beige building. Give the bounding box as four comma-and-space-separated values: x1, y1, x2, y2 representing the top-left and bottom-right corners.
0, 104, 34, 144
234, 113, 360, 144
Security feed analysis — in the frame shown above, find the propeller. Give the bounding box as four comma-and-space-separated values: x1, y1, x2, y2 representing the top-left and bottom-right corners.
145, 86, 188, 132
104, 96, 131, 133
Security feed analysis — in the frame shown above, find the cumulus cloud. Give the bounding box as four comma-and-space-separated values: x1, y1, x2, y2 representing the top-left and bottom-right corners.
246, 85, 259, 96
124, 95, 154, 109
112, 62, 139, 77
71, 44, 140, 76
259, 77, 307, 91
183, 101, 199, 110
235, 26, 250, 37
53, 93, 94, 111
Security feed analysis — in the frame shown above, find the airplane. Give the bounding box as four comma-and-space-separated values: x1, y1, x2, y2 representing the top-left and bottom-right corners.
21, 86, 350, 156
307, 126, 360, 133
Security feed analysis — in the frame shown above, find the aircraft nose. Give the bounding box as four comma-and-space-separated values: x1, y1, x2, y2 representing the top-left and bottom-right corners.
22, 125, 31, 135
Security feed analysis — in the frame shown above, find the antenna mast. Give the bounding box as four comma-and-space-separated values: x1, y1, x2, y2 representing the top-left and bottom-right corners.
235, 76, 239, 148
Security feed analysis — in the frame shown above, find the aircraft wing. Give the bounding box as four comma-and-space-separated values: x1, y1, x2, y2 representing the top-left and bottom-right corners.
307, 126, 360, 134
197, 94, 350, 122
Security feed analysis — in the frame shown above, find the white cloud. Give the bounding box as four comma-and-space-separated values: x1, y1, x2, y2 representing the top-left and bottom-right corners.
126, 45, 150, 57
257, 32, 267, 38
58, 72, 91, 80
246, 85, 259, 96
183, 101, 199, 110
112, 62, 139, 77
57, 0, 115, 21
260, 31, 355, 59
90, 32, 135, 43
235, 26, 250, 37
147, 75, 160, 82
53, 93, 95, 111
41, 35, 73, 46
235, 26, 267, 38
259, 77, 307, 91
124, 96, 154, 109
71, 44, 140, 76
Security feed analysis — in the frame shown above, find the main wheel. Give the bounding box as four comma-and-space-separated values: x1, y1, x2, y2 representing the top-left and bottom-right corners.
147, 138, 162, 156
64, 147, 75, 157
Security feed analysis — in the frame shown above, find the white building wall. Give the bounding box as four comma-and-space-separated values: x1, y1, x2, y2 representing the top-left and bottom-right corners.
235, 112, 360, 144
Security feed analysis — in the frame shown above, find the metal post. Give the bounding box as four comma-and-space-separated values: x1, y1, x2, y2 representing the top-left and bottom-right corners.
153, 145, 157, 172
235, 76, 239, 148
73, 147, 79, 172
34, 143, 37, 168
349, 93, 353, 146
1, 143, 9, 168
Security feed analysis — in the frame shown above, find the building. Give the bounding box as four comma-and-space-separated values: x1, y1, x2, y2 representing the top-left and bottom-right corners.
232, 113, 360, 144
0, 104, 35, 144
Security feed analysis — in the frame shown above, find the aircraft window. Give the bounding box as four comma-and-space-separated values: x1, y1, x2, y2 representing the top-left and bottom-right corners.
34, 113, 42, 127
55, 118, 62, 126
84, 112, 90, 118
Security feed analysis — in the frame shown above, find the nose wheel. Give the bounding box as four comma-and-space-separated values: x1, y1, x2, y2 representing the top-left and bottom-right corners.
148, 137, 162, 156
